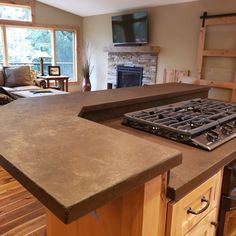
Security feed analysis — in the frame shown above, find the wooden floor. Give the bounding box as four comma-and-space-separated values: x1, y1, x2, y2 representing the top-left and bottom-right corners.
0, 166, 46, 236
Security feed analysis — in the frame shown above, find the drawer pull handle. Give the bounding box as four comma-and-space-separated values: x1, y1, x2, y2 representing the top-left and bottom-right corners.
187, 196, 210, 215
211, 221, 219, 228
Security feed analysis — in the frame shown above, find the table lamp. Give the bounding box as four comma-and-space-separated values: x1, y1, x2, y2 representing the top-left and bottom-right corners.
35, 50, 51, 76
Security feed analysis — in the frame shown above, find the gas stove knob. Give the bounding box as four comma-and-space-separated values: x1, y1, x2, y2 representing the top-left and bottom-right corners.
206, 131, 219, 142
221, 124, 233, 135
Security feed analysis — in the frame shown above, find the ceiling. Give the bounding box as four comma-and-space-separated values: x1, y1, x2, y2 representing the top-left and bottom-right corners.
38, 0, 199, 17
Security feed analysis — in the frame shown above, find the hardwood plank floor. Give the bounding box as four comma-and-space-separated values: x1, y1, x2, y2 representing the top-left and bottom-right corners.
0, 167, 46, 236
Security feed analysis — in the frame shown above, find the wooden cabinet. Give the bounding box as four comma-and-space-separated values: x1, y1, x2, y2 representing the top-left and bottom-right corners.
166, 170, 222, 236
46, 174, 168, 236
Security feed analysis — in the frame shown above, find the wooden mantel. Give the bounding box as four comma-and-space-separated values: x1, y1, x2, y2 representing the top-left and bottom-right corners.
103, 45, 160, 54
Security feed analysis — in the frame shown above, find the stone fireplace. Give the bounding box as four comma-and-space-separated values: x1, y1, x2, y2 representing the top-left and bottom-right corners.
104, 46, 160, 88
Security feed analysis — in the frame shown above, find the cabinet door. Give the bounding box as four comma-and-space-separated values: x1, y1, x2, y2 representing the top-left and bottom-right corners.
223, 210, 236, 236
184, 208, 217, 236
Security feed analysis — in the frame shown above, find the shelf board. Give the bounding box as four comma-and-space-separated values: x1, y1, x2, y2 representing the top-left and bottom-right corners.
103, 46, 160, 54
198, 79, 235, 89
203, 50, 236, 57
205, 16, 236, 26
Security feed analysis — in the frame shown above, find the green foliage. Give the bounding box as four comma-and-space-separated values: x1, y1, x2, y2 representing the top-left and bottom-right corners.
55, 31, 74, 78
0, 5, 31, 21
0, 25, 75, 77
26, 30, 51, 53
56, 31, 73, 62
6, 27, 52, 64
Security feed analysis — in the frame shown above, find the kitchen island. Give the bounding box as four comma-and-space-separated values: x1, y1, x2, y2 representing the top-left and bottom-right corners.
1, 83, 232, 235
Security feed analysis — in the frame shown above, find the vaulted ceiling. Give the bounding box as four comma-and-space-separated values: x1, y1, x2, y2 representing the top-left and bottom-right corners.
38, 0, 199, 17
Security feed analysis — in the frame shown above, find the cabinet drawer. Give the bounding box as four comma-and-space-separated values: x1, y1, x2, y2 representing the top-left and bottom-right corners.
184, 208, 218, 236
166, 170, 222, 236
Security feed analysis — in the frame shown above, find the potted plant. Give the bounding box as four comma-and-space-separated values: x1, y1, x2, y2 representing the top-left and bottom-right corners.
82, 45, 94, 92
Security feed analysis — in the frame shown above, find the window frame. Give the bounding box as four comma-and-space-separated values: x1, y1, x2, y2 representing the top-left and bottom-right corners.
0, 22, 79, 82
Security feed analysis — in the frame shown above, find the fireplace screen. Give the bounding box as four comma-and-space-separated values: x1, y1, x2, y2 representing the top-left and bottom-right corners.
116, 65, 143, 88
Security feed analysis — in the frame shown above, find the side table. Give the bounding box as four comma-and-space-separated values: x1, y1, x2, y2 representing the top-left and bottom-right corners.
38, 76, 69, 92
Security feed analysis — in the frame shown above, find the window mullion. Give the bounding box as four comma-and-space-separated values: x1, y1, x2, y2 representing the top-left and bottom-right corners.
75, 29, 78, 82
2, 26, 8, 66
51, 29, 56, 66
30, 0, 36, 24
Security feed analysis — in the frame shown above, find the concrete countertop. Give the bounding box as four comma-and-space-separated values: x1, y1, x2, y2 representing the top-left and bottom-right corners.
0, 83, 208, 224
102, 118, 236, 201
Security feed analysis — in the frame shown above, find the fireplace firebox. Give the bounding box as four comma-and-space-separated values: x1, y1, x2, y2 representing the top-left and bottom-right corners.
117, 65, 143, 88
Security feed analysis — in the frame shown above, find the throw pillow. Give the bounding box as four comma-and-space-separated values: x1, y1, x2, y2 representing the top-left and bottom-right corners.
0, 87, 18, 100
4, 66, 33, 87
0, 94, 14, 105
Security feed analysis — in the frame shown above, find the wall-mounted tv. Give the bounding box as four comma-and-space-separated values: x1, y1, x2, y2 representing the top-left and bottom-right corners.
112, 12, 149, 46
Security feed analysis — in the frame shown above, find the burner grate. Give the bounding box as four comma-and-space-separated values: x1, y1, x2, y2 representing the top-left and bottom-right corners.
122, 98, 236, 150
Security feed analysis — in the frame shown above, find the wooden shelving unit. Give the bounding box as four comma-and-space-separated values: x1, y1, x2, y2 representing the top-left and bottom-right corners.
196, 12, 236, 101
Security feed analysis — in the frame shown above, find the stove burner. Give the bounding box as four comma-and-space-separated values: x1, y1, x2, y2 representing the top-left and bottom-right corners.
122, 98, 236, 151
190, 119, 208, 128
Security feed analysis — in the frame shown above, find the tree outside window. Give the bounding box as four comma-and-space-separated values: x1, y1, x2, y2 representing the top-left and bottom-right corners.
0, 2, 78, 81
56, 31, 75, 79
0, 4, 32, 22
6, 27, 52, 73
5, 28, 76, 79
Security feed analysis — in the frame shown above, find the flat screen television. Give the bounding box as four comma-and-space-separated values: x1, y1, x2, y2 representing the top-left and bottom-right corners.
112, 12, 149, 45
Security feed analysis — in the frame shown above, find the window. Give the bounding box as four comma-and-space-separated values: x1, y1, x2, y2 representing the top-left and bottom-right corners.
0, 28, 3, 69
0, 3, 32, 22
6, 27, 52, 71
0, 0, 78, 82
0, 25, 77, 81
56, 30, 75, 79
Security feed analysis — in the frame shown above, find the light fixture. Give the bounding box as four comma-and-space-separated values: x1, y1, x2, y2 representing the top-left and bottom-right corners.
34, 50, 51, 76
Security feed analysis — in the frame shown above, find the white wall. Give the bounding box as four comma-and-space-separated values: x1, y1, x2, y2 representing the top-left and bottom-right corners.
82, 15, 111, 90
35, 1, 82, 27
83, 0, 236, 95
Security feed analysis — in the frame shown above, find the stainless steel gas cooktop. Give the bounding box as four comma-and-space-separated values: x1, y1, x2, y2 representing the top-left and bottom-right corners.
122, 98, 236, 151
